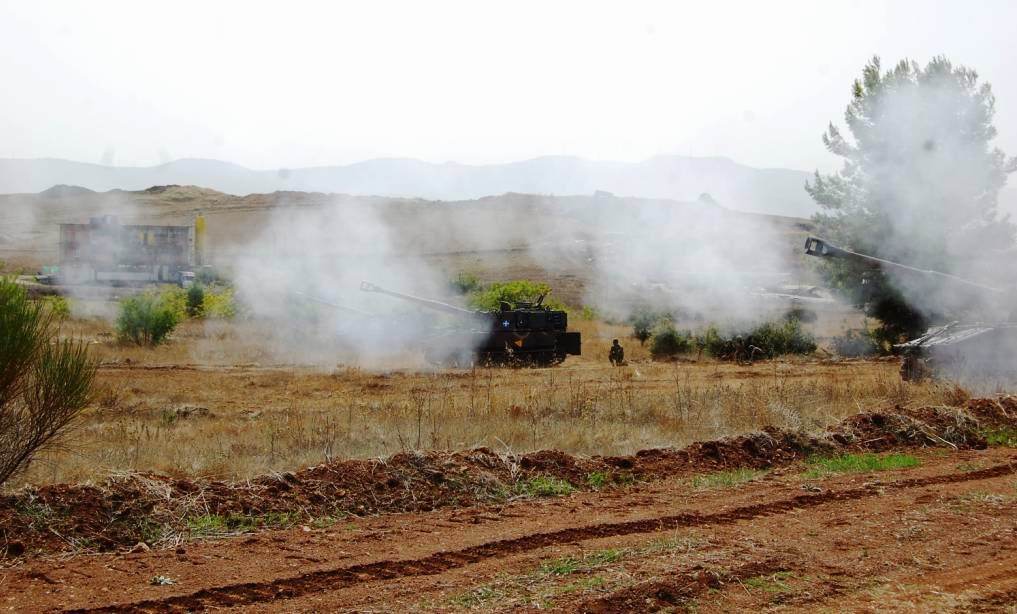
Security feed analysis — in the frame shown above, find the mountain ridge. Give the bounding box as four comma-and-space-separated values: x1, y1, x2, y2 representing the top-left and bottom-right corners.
0, 155, 817, 217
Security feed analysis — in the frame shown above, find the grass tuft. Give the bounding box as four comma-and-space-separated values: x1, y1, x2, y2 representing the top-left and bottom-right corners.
982, 427, 1017, 447
450, 585, 501, 608
184, 512, 298, 536
514, 475, 575, 498
744, 570, 795, 593
540, 548, 626, 576
804, 453, 919, 479
692, 468, 767, 489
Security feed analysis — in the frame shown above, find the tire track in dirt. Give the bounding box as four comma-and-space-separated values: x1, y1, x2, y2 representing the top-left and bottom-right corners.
66, 461, 1017, 614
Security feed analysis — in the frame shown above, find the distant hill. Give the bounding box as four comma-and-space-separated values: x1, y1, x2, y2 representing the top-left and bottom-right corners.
0, 155, 818, 217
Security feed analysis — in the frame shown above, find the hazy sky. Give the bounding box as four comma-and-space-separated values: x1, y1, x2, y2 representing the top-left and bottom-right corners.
2, 0, 1015, 172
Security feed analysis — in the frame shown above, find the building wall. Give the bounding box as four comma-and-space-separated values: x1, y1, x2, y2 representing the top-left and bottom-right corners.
59, 221, 194, 269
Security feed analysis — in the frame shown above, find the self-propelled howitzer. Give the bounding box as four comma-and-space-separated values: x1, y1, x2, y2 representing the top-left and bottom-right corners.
360, 281, 581, 367
803, 236, 1017, 381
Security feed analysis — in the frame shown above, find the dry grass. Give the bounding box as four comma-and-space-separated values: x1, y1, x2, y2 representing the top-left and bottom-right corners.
12, 318, 961, 488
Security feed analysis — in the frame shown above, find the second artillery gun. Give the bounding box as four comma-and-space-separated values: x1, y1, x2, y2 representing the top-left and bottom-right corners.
804, 236, 1017, 381
360, 281, 581, 367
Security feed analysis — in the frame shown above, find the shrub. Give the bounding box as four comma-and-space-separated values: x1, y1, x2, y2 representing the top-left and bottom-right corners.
0, 278, 96, 485
649, 324, 694, 359
831, 329, 881, 357
746, 319, 817, 358
695, 324, 728, 357
450, 271, 481, 295
203, 287, 239, 319
578, 305, 599, 321
157, 286, 188, 320
647, 320, 817, 362
116, 293, 180, 345
467, 280, 564, 311
40, 295, 71, 320
186, 284, 205, 318
630, 308, 659, 346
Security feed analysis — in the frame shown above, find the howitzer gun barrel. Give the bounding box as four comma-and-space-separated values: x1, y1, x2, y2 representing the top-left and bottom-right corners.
803, 237, 1006, 296
360, 281, 477, 317
293, 291, 373, 317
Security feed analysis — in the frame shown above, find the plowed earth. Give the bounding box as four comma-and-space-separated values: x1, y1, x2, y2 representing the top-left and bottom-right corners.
3, 397, 1017, 612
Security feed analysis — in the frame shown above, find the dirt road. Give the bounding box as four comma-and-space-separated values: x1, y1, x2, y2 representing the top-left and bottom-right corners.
4, 447, 1016, 613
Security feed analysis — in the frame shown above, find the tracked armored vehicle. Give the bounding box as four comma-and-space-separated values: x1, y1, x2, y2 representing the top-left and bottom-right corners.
360, 281, 581, 367
804, 236, 1017, 381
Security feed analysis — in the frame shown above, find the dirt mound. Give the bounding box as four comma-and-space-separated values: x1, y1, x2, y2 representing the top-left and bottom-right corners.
832, 405, 987, 451
3, 396, 1015, 560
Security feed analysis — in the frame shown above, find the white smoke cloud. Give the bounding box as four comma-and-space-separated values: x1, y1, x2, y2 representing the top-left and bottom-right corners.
231, 199, 456, 366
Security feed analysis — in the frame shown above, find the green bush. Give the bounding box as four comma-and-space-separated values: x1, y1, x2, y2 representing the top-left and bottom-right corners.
203, 287, 239, 319
450, 271, 482, 295
157, 286, 188, 320
746, 319, 817, 358
186, 284, 205, 318
695, 324, 728, 357
0, 278, 96, 485
831, 329, 881, 357
629, 307, 664, 346
467, 279, 564, 311
648, 320, 816, 362
116, 293, 180, 345
649, 324, 694, 359
40, 295, 71, 320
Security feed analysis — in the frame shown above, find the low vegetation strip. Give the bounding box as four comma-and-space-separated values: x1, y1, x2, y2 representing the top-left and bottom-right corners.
2, 396, 1016, 560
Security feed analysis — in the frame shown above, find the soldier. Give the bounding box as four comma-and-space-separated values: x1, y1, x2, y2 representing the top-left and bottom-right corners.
609, 339, 625, 366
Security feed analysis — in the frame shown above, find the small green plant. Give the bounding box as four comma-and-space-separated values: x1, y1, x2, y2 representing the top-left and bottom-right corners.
692, 468, 767, 489
40, 295, 71, 319
541, 556, 581, 576
116, 293, 180, 345
982, 427, 1017, 447
744, 570, 795, 593
804, 453, 919, 479
450, 585, 501, 608
613, 471, 637, 486
186, 283, 205, 317
514, 475, 575, 497
586, 471, 608, 489
540, 549, 625, 576
185, 512, 297, 536
14, 500, 57, 525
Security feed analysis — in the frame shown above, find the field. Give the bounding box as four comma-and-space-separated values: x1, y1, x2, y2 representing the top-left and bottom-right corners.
19, 316, 945, 487
4, 187, 1017, 612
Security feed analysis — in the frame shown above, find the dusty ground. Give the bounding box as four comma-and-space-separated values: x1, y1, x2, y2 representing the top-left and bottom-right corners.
2, 444, 1016, 613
